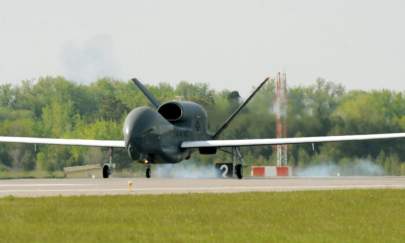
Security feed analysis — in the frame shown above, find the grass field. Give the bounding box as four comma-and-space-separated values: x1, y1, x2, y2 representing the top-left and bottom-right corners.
0, 190, 404, 243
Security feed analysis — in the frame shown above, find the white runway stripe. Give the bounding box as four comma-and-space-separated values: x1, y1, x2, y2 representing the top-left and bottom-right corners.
0, 184, 99, 187
1, 184, 404, 194
1, 178, 404, 197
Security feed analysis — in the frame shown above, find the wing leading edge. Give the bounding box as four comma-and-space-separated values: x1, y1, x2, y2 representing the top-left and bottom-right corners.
0, 136, 125, 148
2, 133, 405, 150
181, 133, 405, 148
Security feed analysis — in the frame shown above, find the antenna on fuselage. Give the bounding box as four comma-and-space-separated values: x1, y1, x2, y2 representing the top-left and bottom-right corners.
131, 78, 161, 109
212, 77, 269, 139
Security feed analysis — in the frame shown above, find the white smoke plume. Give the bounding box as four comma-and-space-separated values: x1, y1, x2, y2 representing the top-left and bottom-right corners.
294, 160, 385, 177
60, 34, 120, 83
272, 100, 287, 118
154, 161, 218, 179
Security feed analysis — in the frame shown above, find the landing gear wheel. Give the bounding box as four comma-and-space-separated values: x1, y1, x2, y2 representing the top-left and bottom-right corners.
103, 147, 114, 179
102, 165, 111, 178
231, 147, 244, 180
235, 164, 243, 179
146, 167, 151, 178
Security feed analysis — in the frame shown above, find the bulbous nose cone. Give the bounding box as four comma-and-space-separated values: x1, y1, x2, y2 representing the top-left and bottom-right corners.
123, 106, 191, 163
123, 107, 171, 147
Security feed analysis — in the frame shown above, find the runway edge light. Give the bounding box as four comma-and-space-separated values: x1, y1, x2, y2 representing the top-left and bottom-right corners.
128, 180, 133, 192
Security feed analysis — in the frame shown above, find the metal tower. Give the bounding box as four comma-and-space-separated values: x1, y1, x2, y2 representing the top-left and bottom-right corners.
274, 72, 288, 166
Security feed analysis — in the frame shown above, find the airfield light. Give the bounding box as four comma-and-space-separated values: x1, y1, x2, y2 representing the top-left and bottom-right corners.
128, 180, 133, 192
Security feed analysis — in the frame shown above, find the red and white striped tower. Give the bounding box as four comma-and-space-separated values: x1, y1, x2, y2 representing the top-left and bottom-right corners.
274, 72, 288, 166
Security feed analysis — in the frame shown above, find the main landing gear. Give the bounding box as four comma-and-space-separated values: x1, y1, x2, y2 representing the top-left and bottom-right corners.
232, 147, 244, 179
103, 147, 115, 178
217, 147, 244, 179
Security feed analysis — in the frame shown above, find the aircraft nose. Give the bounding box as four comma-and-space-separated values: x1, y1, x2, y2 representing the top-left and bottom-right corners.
123, 106, 170, 147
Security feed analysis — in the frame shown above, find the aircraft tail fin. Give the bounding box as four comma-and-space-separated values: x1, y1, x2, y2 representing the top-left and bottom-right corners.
212, 77, 269, 139
131, 78, 161, 108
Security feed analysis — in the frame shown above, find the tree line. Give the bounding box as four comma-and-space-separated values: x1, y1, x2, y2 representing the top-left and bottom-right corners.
0, 76, 404, 175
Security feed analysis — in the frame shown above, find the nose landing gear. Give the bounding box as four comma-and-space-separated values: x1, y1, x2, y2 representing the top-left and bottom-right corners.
145, 164, 151, 178
144, 159, 152, 178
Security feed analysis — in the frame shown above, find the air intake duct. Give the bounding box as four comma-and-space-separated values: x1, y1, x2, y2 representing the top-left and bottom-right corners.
157, 102, 183, 122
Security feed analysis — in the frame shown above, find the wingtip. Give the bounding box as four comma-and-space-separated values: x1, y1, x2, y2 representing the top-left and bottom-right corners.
260, 77, 270, 86
131, 78, 143, 86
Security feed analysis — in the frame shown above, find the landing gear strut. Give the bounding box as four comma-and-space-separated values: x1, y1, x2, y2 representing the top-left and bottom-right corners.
103, 147, 114, 178
232, 147, 244, 179
145, 163, 151, 178
235, 164, 242, 179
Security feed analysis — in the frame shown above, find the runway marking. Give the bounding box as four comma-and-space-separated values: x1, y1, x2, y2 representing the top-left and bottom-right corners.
0, 184, 99, 187
0, 189, 127, 193
1, 177, 404, 197
1, 184, 404, 195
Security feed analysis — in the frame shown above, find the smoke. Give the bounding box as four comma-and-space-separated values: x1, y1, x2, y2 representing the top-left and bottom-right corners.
272, 100, 287, 118
60, 34, 120, 83
154, 161, 218, 178
295, 160, 385, 177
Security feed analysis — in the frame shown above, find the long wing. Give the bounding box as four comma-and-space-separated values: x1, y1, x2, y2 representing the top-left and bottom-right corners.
181, 133, 405, 148
0, 136, 125, 148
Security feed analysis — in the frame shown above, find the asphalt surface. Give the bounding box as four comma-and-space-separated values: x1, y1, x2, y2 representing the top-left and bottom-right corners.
0, 176, 404, 197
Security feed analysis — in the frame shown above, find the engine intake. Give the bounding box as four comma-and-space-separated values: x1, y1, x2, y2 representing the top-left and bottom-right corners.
157, 102, 183, 121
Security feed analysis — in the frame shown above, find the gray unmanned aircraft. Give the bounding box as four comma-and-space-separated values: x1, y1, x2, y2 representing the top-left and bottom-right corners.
1, 77, 405, 179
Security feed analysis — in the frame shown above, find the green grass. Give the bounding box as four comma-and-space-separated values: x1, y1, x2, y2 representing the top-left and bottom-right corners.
0, 190, 404, 243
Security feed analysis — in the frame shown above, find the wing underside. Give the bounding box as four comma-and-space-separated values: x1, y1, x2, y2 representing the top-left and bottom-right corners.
181, 133, 405, 148
0, 136, 125, 148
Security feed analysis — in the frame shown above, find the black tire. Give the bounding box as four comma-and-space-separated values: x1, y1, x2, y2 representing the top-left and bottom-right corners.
235, 164, 243, 179
102, 165, 110, 178
146, 167, 151, 178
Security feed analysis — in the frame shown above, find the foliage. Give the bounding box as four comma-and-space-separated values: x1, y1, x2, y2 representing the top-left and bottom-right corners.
0, 76, 404, 174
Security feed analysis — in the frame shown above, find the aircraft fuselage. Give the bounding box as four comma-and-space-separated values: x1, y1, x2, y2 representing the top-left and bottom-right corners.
123, 101, 210, 164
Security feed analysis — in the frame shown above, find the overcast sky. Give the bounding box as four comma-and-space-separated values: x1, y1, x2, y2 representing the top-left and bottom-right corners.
1, 0, 404, 96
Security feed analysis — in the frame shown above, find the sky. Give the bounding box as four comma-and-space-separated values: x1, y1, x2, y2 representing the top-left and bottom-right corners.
1, 0, 404, 96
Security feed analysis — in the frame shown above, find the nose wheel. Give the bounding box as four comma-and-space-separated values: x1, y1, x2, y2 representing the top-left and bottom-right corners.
145, 163, 151, 178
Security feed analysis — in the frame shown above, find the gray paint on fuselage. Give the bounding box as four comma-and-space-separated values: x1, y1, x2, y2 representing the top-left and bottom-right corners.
123, 101, 210, 164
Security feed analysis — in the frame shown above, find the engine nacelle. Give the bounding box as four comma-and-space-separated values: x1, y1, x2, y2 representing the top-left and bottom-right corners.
157, 102, 183, 121
157, 101, 208, 132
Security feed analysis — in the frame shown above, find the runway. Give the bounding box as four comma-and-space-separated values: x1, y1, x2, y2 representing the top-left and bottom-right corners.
0, 176, 404, 197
